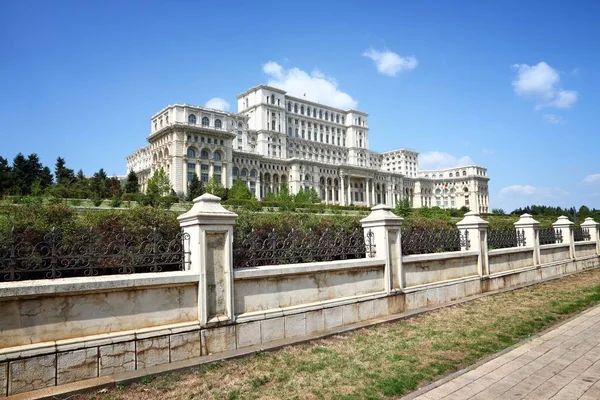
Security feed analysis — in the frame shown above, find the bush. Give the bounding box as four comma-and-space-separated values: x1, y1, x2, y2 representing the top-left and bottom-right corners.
110, 196, 122, 208
122, 192, 140, 202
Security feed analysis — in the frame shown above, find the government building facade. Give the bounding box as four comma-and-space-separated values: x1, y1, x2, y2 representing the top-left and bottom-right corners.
126, 85, 490, 213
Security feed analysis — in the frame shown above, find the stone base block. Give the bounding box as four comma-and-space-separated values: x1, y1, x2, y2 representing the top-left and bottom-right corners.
0, 363, 6, 398
387, 294, 405, 315
137, 336, 170, 369
324, 306, 343, 329
9, 354, 56, 395
203, 326, 236, 355
342, 303, 359, 324
261, 317, 284, 343
236, 321, 261, 348
170, 331, 201, 362
99, 341, 136, 376
285, 314, 306, 338
306, 310, 325, 334
57, 348, 98, 385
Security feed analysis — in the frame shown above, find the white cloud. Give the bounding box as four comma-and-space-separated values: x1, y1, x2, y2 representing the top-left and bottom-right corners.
543, 114, 566, 125
511, 62, 578, 109
583, 174, 600, 183
262, 61, 357, 109
419, 152, 475, 170
499, 185, 568, 199
205, 97, 230, 111
362, 48, 418, 76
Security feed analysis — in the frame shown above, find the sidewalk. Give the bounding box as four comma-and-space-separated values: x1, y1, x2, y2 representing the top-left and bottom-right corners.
406, 304, 600, 400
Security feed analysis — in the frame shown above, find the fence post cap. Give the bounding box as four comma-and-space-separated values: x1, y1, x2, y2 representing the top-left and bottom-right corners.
457, 211, 488, 228
552, 215, 574, 227
514, 213, 540, 227
581, 217, 599, 227
360, 205, 403, 227
177, 193, 237, 224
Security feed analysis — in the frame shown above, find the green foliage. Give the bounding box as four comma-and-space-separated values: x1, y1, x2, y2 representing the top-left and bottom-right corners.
394, 198, 412, 217
186, 173, 205, 201
55, 157, 75, 186
228, 179, 252, 201
491, 208, 505, 215
146, 168, 172, 206
205, 175, 226, 199
125, 170, 139, 193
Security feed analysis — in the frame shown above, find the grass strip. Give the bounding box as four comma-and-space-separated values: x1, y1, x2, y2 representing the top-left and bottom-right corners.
81, 267, 600, 400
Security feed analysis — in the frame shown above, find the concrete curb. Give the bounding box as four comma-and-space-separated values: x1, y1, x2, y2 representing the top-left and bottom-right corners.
7, 265, 599, 400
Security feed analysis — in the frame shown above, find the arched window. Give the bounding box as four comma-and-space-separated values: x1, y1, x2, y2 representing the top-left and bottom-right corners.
215, 119, 222, 129
358, 117, 362, 125
300, 105, 304, 115
319, 110, 323, 119
462, 170, 467, 176
201, 150, 209, 160
238, 122, 243, 128
287, 102, 292, 111
187, 148, 196, 158
201, 117, 209, 127
306, 107, 311, 116
250, 169, 256, 177
233, 167, 239, 176
313, 109, 317, 118
449, 173, 453, 177
241, 169, 248, 177
270, 94, 274, 104
214, 152, 222, 161
188, 114, 197, 124
294, 103, 298, 113
325, 112, 329, 120
336, 114, 339, 123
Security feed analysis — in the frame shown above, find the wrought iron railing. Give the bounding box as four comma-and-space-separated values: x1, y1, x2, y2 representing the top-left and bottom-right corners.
0, 227, 190, 282
574, 227, 591, 242
539, 228, 562, 245
401, 228, 469, 255
233, 228, 375, 268
487, 229, 526, 249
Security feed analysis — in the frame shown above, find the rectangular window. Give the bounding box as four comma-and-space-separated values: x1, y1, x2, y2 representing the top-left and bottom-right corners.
187, 163, 195, 170
201, 173, 208, 183
187, 172, 194, 182
214, 166, 222, 173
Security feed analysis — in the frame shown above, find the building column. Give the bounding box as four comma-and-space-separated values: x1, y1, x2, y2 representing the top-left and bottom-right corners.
347, 178, 353, 205
371, 180, 376, 205
222, 162, 228, 187
340, 176, 346, 206
209, 161, 214, 179
325, 185, 329, 204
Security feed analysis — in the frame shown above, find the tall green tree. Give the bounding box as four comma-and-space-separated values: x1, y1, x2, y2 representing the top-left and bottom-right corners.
0, 156, 13, 195
55, 157, 75, 186
205, 175, 226, 198
90, 168, 110, 198
11, 153, 53, 195
147, 168, 172, 198
125, 171, 139, 193
186, 173, 205, 201
228, 179, 251, 200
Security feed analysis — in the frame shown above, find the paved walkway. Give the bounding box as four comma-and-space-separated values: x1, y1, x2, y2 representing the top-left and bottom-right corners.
408, 304, 600, 399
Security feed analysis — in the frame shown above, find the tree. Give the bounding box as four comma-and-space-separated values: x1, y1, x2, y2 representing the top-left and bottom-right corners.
90, 168, 110, 199
125, 171, 140, 193
491, 208, 505, 215
55, 157, 75, 186
205, 175, 226, 198
276, 183, 293, 203
11, 153, 53, 195
227, 179, 251, 200
147, 168, 172, 198
186, 173, 205, 201
294, 187, 310, 204
394, 198, 411, 217
306, 187, 321, 203
0, 156, 13, 195
109, 176, 122, 198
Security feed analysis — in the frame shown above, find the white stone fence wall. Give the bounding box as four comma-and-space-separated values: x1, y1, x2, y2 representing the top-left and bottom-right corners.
0, 195, 599, 396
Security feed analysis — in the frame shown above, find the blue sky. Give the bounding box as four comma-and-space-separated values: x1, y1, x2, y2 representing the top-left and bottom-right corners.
1, 0, 599, 212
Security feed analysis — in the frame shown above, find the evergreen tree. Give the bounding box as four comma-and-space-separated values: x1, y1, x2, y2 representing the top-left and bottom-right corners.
125, 170, 139, 193
227, 179, 251, 200
55, 157, 75, 186
276, 183, 293, 203
11, 153, 52, 195
294, 187, 310, 204
0, 156, 13, 195
109, 176, 122, 197
90, 168, 110, 198
186, 173, 205, 201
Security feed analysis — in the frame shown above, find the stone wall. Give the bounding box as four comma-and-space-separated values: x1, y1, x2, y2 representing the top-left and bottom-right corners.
1, 198, 599, 397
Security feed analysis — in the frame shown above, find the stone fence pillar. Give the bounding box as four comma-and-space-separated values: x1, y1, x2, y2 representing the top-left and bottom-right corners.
553, 216, 574, 259
457, 211, 489, 278
178, 193, 238, 326
515, 213, 540, 266
581, 217, 600, 255
361, 204, 404, 293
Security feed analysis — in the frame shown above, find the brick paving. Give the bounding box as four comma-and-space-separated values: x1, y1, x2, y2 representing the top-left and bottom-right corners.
408, 304, 600, 400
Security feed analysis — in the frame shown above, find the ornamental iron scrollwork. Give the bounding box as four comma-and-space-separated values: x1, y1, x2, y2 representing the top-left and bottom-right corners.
487, 229, 525, 249
574, 227, 591, 242
402, 228, 469, 256
539, 228, 562, 245
0, 227, 190, 282
233, 227, 375, 268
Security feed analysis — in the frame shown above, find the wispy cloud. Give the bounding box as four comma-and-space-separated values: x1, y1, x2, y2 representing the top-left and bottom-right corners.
511, 62, 578, 109
263, 61, 357, 109
583, 174, 600, 183
362, 48, 418, 76
543, 114, 566, 125
205, 97, 230, 111
419, 152, 474, 170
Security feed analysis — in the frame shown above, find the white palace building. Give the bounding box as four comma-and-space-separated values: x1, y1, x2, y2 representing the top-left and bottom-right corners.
126, 85, 490, 212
